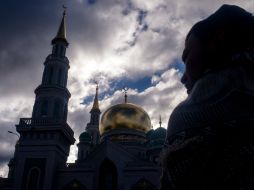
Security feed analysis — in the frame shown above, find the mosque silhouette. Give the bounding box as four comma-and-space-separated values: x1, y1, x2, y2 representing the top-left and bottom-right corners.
0, 9, 166, 190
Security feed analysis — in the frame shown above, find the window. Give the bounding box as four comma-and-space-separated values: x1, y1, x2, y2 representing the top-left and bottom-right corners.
57, 69, 62, 85
53, 45, 57, 55
26, 167, 41, 190
60, 46, 64, 56
98, 159, 117, 190
53, 100, 61, 118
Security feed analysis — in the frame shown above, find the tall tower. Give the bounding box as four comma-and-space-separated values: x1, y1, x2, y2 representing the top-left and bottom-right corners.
10, 9, 75, 190
86, 85, 101, 145
32, 8, 70, 121
77, 86, 101, 162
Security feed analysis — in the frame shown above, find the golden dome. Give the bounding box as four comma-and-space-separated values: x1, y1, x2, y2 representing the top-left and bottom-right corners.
100, 103, 152, 135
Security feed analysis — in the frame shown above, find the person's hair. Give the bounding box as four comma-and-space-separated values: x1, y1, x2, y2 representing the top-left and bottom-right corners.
187, 4, 254, 70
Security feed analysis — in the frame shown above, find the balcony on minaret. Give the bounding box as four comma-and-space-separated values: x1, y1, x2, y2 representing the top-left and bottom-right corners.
16, 117, 75, 150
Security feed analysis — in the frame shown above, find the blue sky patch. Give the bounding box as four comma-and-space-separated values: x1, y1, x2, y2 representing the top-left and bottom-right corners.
81, 76, 153, 105
169, 59, 185, 73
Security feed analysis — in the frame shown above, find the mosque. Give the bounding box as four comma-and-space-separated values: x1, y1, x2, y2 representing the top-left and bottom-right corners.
0, 9, 166, 190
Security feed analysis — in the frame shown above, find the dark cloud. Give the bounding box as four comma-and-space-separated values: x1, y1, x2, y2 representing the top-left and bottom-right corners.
0, 121, 17, 165
0, 0, 125, 96
0, 0, 67, 96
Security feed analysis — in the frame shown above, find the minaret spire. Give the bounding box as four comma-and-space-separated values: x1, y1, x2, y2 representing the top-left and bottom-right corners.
124, 87, 128, 103
91, 83, 99, 111
86, 84, 101, 146
52, 5, 68, 44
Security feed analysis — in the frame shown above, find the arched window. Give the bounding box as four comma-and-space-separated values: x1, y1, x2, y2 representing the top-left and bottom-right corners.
41, 100, 48, 117
57, 69, 62, 85
94, 115, 98, 123
91, 115, 95, 123
26, 167, 41, 190
53, 45, 57, 55
57, 45, 61, 56
53, 100, 61, 118
60, 46, 64, 56
98, 159, 117, 190
53, 44, 61, 56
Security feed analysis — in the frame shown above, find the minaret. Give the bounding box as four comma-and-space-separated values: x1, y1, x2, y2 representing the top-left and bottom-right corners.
11, 8, 75, 190
32, 7, 70, 121
86, 85, 101, 145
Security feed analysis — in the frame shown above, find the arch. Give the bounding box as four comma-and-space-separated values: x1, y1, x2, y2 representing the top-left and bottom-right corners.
131, 178, 157, 190
60, 46, 65, 56
95, 115, 99, 123
57, 68, 62, 85
91, 115, 95, 123
53, 99, 61, 118
62, 179, 87, 190
98, 159, 117, 190
26, 167, 41, 190
53, 44, 61, 56
53, 44, 57, 55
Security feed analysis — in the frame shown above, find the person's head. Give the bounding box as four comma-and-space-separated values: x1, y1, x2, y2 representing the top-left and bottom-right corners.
181, 4, 254, 94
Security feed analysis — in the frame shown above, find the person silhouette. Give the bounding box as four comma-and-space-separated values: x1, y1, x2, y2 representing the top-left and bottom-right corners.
161, 4, 254, 190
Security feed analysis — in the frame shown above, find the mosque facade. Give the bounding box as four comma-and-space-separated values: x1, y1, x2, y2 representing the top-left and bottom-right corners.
0, 10, 166, 190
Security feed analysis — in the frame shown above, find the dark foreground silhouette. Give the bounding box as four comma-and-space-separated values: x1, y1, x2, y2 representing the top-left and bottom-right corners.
161, 4, 254, 190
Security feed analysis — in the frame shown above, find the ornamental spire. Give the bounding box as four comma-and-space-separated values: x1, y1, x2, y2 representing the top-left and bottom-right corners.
52, 5, 68, 44
159, 115, 162, 128
91, 84, 100, 110
124, 87, 128, 103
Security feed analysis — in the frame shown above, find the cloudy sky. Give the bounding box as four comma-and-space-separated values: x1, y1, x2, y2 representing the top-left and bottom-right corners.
0, 0, 254, 177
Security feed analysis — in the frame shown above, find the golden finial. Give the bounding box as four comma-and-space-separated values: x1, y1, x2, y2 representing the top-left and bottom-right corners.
53, 5, 68, 44
123, 87, 128, 103
63, 4, 67, 16
92, 82, 100, 110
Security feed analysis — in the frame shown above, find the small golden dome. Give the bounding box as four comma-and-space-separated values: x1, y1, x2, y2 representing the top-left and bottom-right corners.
100, 103, 152, 135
